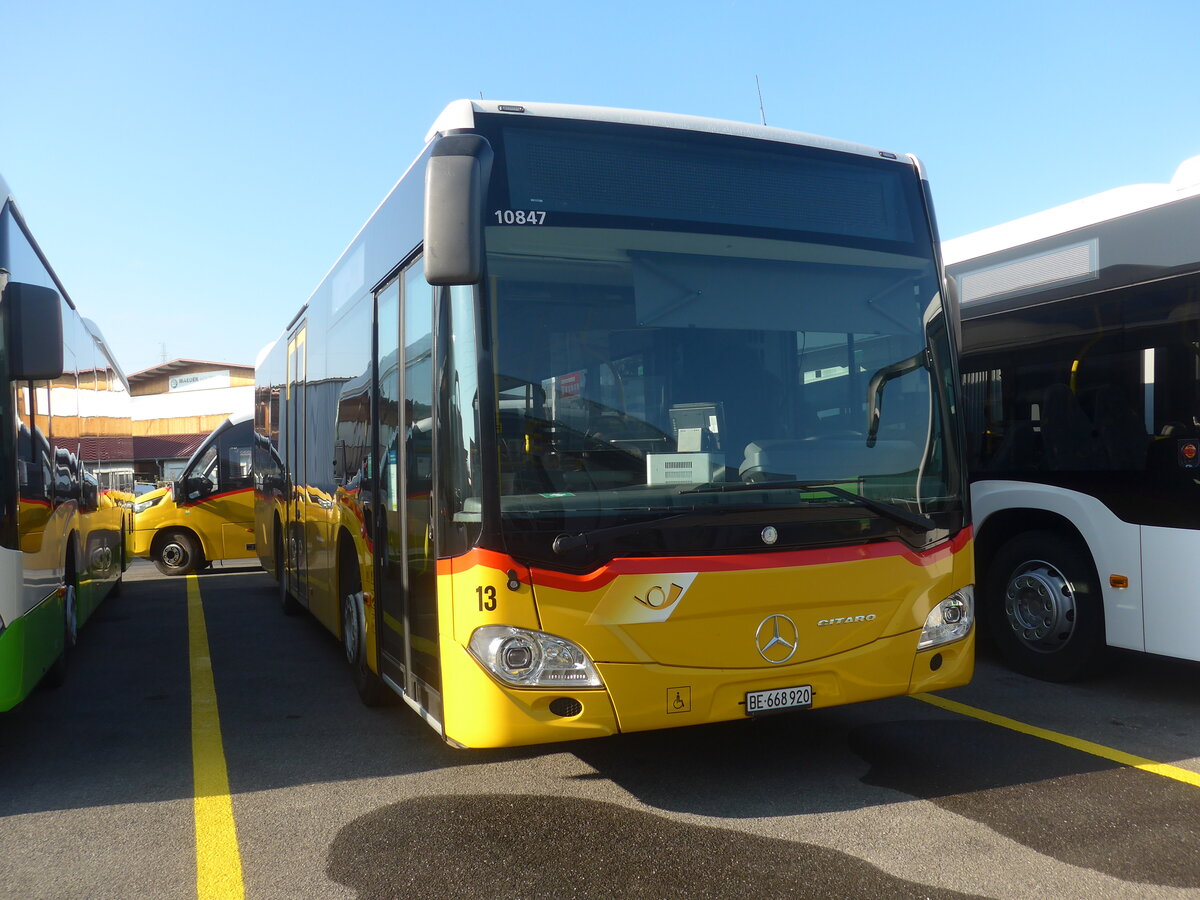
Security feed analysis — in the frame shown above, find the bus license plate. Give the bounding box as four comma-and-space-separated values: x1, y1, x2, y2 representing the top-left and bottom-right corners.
745, 684, 812, 715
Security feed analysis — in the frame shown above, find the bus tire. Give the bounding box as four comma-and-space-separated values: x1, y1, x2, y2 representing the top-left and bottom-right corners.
340, 553, 391, 707
46, 560, 79, 689
276, 526, 301, 615
985, 530, 1107, 682
153, 529, 204, 576
109, 527, 126, 598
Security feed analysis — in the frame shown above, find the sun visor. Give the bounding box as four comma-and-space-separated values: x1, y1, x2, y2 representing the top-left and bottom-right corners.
630, 251, 925, 334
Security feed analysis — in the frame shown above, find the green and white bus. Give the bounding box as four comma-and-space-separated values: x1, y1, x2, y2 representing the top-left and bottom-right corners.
0, 176, 134, 710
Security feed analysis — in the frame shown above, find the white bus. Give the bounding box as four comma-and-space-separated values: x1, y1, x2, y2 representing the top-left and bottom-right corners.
945, 155, 1200, 680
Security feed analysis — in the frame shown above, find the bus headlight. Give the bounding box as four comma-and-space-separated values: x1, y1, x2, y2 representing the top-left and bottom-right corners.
133, 495, 163, 515
468, 626, 603, 688
917, 586, 974, 650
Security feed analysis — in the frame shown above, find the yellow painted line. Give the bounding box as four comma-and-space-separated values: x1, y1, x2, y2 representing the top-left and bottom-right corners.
188, 575, 246, 899
914, 692, 1200, 789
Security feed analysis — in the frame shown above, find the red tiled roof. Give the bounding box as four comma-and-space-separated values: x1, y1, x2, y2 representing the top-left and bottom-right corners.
132, 434, 207, 461
79, 436, 135, 462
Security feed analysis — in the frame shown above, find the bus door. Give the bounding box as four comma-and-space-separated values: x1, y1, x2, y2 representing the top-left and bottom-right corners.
375, 262, 442, 724
285, 324, 309, 604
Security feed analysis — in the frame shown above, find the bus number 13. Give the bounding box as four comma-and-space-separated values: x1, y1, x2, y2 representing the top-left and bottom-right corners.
477, 585, 498, 611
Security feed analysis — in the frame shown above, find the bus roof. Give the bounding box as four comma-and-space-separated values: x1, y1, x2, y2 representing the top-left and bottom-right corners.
280, 100, 927, 361
944, 155, 1200, 267
82, 317, 132, 389
254, 338, 279, 370
427, 99, 913, 165
0, 178, 80, 312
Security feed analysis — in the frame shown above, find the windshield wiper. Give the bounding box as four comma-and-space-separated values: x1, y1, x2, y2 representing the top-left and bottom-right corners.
551, 503, 782, 555
681, 480, 936, 531
552, 512, 695, 555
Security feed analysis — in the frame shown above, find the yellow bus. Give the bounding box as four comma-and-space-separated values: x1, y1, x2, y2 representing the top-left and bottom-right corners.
1, 175, 134, 710
133, 414, 255, 575
254, 101, 974, 748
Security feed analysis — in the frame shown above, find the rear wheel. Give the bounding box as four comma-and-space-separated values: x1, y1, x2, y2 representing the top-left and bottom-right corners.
109, 527, 126, 598
63, 582, 78, 650
276, 524, 301, 615
985, 530, 1107, 682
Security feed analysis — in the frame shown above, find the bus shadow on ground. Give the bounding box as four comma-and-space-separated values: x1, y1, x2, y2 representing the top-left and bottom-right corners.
566, 699, 1200, 889
0, 567, 196, 818
568, 706, 1114, 818
324, 793, 984, 900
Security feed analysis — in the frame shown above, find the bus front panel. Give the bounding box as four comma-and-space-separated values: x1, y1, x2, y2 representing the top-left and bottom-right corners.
437, 540, 972, 749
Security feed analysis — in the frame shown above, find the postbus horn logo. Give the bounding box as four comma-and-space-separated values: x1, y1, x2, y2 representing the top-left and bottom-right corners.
755, 614, 799, 664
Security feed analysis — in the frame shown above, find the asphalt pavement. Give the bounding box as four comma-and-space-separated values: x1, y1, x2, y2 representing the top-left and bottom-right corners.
1, 560, 1197, 899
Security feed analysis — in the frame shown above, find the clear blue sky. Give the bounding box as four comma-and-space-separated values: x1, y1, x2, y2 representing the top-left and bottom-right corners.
5, 0, 1198, 376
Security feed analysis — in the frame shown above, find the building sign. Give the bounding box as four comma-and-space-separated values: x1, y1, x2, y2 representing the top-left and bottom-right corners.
169, 370, 231, 393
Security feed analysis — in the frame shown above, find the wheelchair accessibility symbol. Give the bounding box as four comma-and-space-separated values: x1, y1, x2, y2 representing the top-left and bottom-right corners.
667, 686, 691, 714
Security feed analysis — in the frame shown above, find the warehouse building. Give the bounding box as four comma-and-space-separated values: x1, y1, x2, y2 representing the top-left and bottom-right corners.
130, 359, 253, 485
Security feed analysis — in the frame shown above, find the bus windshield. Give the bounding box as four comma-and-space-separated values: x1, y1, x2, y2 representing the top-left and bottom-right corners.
478, 120, 961, 555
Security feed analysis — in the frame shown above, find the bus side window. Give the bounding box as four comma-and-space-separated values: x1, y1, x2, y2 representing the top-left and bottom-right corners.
218, 425, 254, 491
222, 445, 253, 490
183, 446, 218, 500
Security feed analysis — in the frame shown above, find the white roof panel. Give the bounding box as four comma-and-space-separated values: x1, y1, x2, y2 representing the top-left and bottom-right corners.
426, 99, 906, 163
944, 155, 1200, 267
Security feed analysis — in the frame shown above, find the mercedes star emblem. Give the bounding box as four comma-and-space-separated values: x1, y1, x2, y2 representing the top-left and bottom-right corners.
755, 614, 799, 664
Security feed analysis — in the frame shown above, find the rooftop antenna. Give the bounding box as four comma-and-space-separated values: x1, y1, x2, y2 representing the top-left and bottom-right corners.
755, 75, 767, 126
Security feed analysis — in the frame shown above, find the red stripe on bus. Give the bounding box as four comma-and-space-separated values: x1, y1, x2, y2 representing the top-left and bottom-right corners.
185, 486, 254, 505
438, 528, 972, 591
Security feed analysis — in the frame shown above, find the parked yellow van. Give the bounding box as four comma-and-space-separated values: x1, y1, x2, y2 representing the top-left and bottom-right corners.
133, 414, 256, 575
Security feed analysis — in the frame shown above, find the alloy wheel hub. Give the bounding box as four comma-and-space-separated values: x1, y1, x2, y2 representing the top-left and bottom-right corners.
1004, 561, 1076, 652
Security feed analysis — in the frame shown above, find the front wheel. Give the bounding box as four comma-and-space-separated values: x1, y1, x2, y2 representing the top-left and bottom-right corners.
153, 530, 204, 576
340, 562, 392, 707
985, 530, 1107, 682
45, 569, 78, 688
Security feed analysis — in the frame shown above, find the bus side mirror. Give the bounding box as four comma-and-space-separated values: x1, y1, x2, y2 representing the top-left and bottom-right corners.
424, 134, 493, 286
81, 475, 99, 512
183, 475, 213, 501
4, 282, 64, 380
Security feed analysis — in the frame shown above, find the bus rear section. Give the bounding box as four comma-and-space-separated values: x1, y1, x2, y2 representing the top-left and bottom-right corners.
257, 100, 975, 748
